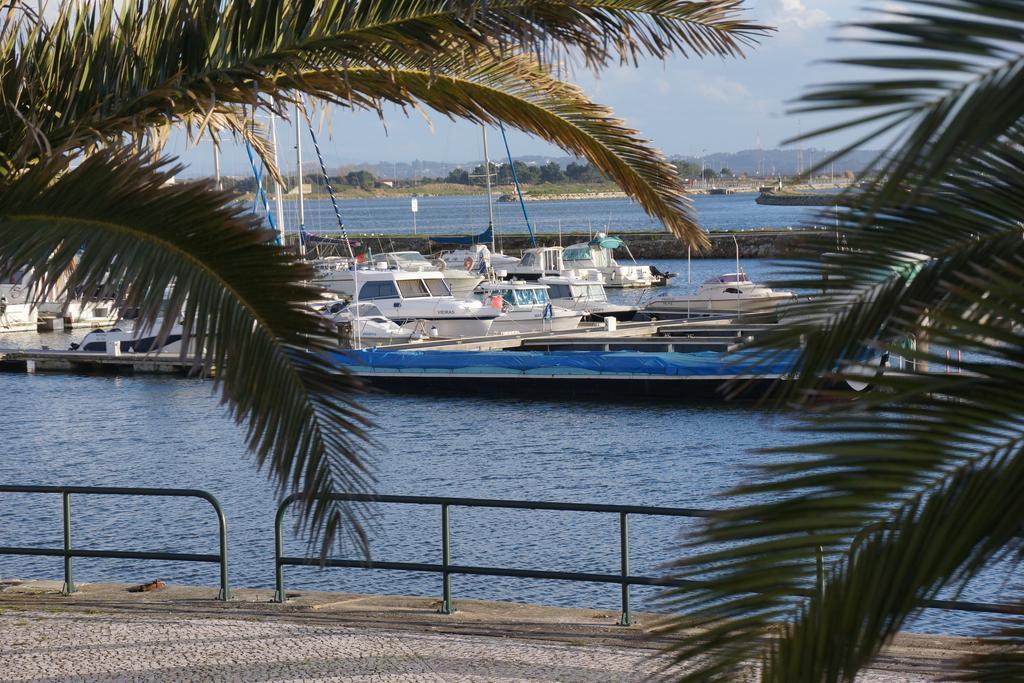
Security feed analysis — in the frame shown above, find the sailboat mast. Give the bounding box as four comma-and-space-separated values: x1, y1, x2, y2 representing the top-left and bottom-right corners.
481, 125, 495, 253
294, 102, 306, 257
212, 138, 222, 191
269, 112, 287, 246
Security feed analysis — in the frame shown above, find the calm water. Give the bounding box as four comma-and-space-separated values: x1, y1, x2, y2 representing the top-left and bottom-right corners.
272, 191, 834, 235
0, 247, 994, 635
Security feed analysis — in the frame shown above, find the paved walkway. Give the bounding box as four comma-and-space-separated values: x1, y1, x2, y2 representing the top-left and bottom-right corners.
0, 581, 962, 681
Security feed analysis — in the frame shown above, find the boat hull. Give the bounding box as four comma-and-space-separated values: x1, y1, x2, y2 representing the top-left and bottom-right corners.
490, 313, 583, 334
645, 294, 795, 317
0, 304, 38, 333
396, 317, 495, 338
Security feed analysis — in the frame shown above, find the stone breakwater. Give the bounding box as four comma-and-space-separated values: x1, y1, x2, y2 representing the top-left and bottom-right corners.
756, 192, 844, 206
350, 229, 821, 259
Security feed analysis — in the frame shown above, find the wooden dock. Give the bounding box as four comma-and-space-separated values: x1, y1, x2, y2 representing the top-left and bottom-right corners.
0, 348, 205, 375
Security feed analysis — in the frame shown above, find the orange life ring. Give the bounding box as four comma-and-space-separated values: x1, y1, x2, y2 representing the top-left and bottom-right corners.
463, 256, 474, 270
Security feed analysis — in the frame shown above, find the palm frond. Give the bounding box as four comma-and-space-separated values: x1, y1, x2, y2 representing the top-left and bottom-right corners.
0, 149, 374, 554
286, 52, 701, 243
791, 0, 1024, 203
0, 0, 767, 245
955, 620, 1024, 682
662, 2, 1024, 676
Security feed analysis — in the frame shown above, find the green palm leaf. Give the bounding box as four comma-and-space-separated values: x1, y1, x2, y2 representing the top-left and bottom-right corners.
661, 1, 1024, 680
288, 52, 700, 242
1, 0, 767, 242
0, 149, 374, 554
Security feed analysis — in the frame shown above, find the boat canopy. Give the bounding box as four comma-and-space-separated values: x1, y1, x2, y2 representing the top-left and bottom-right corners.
429, 226, 493, 246
590, 236, 625, 250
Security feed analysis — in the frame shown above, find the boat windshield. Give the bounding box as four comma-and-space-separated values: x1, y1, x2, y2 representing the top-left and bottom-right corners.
392, 252, 432, 267
563, 247, 590, 262
424, 278, 452, 296
707, 272, 750, 285
514, 288, 548, 305
397, 279, 432, 298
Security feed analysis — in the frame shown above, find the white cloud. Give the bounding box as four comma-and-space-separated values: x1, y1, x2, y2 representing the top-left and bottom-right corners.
696, 77, 751, 103
767, 0, 831, 30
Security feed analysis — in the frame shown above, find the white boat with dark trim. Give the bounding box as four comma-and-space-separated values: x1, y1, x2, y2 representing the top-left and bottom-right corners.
314, 300, 417, 347
71, 322, 186, 353
0, 271, 38, 333
538, 273, 638, 321
644, 272, 796, 318
353, 268, 499, 338
475, 280, 583, 333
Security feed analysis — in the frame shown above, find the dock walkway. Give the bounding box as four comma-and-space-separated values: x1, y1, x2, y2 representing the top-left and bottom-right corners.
0, 580, 982, 681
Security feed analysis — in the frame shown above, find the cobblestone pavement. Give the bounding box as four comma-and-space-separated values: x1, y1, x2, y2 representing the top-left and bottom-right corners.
0, 609, 936, 682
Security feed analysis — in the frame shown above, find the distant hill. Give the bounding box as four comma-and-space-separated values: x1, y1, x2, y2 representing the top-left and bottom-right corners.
326, 148, 881, 181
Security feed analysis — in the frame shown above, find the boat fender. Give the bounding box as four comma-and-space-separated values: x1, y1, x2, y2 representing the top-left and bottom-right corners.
437, 259, 446, 272
463, 256, 474, 270
0, 296, 6, 316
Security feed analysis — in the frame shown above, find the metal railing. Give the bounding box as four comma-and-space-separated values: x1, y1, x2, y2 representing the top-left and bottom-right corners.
0, 486, 230, 600
275, 493, 712, 625
275, 493, 1022, 624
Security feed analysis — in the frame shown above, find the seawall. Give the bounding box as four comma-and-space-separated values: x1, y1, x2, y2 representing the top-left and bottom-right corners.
347, 229, 821, 260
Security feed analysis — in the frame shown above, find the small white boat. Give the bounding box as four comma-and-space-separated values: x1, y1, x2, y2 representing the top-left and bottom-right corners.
538, 273, 638, 321
475, 280, 583, 333
438, 244, 521, 272
353, 268, 500, 338
644, 272, 796, 318
561, 235, 667, 288
38, 299, 120, 329
315, 300, 417, 347
0, 271, 38, 333
309, 256, 357, 295
371, 251, 484, 300
503, 246, 566, 280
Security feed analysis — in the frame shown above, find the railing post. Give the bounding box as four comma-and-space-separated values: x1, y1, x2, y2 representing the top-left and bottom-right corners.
61, 492, 75, 595
209, 495, 231, 601
618, 512, 631, 626
274, 498, 290, 603
440, 503, 453, 614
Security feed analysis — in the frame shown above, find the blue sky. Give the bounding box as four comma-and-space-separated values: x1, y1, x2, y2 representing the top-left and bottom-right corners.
168, 0, 882, 177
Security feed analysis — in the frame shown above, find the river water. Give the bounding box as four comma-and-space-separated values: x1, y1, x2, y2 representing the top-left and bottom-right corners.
0, 198, 993, 636
278, 190, 835, 235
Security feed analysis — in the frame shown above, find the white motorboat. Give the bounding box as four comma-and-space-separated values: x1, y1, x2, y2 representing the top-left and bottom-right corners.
644, 272, 796, 318
314, 300, 418, 347
538, 273, 638, 321
0, 271, 38, 333
438, 244, 521, 272
561, 234, 669, 288
71, 321, 187, 353
503, 246, 566, 280
353, 268, 500, 338
38, 298, 119, 329
371, 251, 484, 300
475, 280, 583, 333
310, 256, 357, 295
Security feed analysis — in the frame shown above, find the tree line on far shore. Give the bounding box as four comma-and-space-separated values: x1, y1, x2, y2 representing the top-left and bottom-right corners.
219, 159, 752, 194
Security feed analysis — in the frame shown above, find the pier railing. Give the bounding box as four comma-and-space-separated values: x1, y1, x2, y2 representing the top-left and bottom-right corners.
0, 485, 230, 600
275, 493, 1021, 625
274, 493, 717, 625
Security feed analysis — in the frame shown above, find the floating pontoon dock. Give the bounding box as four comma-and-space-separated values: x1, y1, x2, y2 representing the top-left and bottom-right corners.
0, 317, 789, 399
